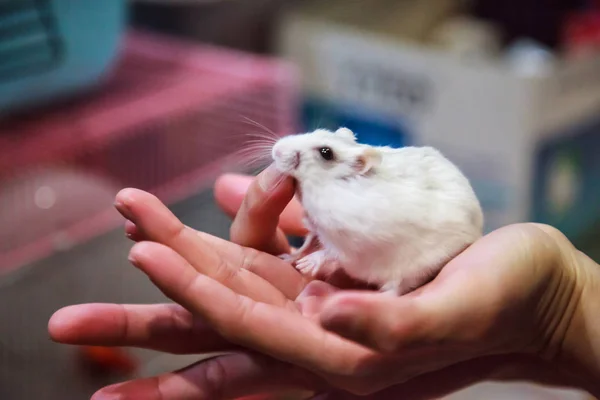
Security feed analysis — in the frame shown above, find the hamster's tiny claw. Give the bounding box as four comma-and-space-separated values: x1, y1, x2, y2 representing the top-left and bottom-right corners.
278, 253, 295, 263
295, 250, 327, 277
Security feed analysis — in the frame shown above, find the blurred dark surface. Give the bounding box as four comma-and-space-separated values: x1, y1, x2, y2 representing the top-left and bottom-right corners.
472, 0, 587, 47
130, 0, 293, 53
0, 188, 231, 400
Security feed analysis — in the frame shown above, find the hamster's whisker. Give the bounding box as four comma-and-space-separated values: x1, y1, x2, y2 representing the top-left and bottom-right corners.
240, 116, 279, 139
234, 144, 273, 165
237, 145, 274, 156
244, 138, 277, 147
245, 133, 279, 145
235, 153, 272, 169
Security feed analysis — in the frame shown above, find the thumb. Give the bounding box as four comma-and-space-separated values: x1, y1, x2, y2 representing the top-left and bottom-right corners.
214, 167, 307, 237
214, 165, 306, 255
318, 292, 445, 353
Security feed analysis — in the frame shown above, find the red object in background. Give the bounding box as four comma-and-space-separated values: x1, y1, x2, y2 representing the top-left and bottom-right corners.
79, 346, 138, 375
562, 11, 600, 55
0, 30, 298, 273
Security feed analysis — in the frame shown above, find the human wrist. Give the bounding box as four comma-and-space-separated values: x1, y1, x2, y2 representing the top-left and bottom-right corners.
551, 249, 600, 396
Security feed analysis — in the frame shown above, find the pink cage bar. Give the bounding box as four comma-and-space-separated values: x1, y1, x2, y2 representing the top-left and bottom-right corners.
0, 30, 299, 273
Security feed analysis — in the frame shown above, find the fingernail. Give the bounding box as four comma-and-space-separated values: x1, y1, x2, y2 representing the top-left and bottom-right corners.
128, 254, 140, 268
258, 164, 283, 192
114, 200, 134, 220
114, 189, 138, 219
91, 385, 119, 400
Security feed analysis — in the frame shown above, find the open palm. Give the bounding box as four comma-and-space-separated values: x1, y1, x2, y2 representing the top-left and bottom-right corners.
49, 166, 587, 399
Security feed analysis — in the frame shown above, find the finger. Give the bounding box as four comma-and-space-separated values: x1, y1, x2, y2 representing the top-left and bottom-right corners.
318, 292, 439, 353
92, 353, 322, 400
226, 165, 297, 255
296, 281, 341, 319
214, 170, 307, 238
313, 355, 579, 400
115, 188, 305, 301
124, 220, 145, 242
130, 239, 294, 308
129, 242, 376, 375
48, 303, 233, 354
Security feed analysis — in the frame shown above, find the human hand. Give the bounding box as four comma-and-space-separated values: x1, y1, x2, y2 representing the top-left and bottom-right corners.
117, 174, 598, 396
213, 172, 600, 397
48, 165, 598, 399
48, 165, 319, 399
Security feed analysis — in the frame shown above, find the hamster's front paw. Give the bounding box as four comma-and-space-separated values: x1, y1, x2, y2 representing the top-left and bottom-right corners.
295, 250, 329, 277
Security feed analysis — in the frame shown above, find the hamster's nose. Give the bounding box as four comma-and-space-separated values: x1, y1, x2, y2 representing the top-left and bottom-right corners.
272, 143, 283, 160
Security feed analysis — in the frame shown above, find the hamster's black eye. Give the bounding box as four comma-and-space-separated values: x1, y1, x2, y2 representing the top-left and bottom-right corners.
319, 147, 334, 161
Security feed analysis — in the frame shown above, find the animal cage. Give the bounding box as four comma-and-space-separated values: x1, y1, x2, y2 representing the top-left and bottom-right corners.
0, 29, 299, 273
0, 30, 299, 399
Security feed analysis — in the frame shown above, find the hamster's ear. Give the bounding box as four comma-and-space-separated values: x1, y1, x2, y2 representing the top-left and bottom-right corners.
354, 148, 382, 175
336, 127, 356, 142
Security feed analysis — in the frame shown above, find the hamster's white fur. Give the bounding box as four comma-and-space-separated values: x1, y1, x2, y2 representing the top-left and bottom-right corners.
272, 128, 484, 295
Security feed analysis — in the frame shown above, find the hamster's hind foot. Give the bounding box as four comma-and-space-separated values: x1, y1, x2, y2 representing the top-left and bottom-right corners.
295, 250, 337, 278
278, 232, 321, 265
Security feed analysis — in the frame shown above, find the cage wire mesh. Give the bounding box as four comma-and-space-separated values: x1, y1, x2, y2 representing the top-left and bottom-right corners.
0, 29, 299, 272
0, 30, 299, 399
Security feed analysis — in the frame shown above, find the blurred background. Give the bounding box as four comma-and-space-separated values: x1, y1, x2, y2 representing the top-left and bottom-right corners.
1, 0, 600, 399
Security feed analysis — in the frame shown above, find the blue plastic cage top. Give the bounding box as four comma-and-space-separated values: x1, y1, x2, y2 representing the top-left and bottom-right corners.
0, 0, 126, 114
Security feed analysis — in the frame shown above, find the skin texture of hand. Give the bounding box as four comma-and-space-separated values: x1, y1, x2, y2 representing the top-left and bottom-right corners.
47, 165, 600, 399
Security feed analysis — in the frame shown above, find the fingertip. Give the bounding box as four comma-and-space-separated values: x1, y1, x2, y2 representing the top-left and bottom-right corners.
318, 294, 365, 334
91, 378, 168, 400
318, 292, 404, 352
128, 241, 160, 267
48, 304, 104, 343
124, 220, 145, 242
114, 188, 148, 221
297, 281, 339, 300
257, 164, 289, 193
322, 293, 436, 353
47, 307, 73, 341
124, 220, 136, 233
114, 188, 138, 208
91, 382, 132, 400
229, 170, 295, 252
90, 390, 111, 400
115, 188, 163, 214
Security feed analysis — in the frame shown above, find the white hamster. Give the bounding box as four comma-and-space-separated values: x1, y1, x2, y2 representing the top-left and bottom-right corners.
271, 127, 484, 295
